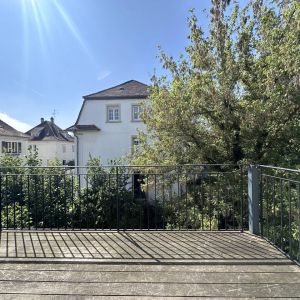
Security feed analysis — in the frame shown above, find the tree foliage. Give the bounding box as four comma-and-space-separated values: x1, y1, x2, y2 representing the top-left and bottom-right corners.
134, 0, 300, 167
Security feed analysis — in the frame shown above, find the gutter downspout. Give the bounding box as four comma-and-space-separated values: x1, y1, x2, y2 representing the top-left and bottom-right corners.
74, 131, 81, 188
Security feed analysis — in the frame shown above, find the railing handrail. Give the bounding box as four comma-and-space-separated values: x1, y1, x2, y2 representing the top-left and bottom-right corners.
258, 165, 300, 174
0, 163, 241, 169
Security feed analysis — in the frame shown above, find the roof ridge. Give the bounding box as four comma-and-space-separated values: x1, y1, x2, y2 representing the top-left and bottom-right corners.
83, 79, 148, 99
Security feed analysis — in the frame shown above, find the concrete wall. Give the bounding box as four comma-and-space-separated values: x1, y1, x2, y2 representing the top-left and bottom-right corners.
76, 98, 147, 166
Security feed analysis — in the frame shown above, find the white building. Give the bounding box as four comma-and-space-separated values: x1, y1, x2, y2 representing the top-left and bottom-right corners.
67, 80, 148, 166
26, 118, 75, 166
0, 119, 29, 157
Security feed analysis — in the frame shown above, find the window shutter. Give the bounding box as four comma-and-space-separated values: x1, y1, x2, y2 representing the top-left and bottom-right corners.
18, 142, 22, 153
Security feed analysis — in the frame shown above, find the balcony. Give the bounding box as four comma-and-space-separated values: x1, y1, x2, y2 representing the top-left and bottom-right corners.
0, 164, 299, 298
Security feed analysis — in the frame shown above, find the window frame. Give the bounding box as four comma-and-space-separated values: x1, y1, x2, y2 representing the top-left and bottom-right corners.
1, 141, 22, 154
106, 104, 121, 123
131, 136, 140, 154
131, 104, 143, 122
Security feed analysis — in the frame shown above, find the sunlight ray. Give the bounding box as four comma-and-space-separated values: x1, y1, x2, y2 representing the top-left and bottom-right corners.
29, 0, 47, 55
52, 0, 95, 61
21, 0, 30, 81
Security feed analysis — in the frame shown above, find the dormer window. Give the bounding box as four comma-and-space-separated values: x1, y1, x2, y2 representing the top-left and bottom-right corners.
132, 104, 143, 122
107, 105, 120, 122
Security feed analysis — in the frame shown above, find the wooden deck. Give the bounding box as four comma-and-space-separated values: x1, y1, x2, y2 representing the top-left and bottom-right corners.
0, 231, 299, 298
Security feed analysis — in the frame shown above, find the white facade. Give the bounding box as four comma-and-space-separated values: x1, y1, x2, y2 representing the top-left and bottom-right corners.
75, 98, 146, 166
28, 140, 75, 166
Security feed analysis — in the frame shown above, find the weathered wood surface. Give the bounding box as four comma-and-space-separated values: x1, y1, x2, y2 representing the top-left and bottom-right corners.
0, 231, 299, 298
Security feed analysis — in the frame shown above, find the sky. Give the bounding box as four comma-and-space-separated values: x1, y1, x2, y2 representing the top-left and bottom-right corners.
0, 0, 213, 132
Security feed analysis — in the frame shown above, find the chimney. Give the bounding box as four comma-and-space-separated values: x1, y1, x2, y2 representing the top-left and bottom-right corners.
40, 117, 44, 123
50, 117, 54, 123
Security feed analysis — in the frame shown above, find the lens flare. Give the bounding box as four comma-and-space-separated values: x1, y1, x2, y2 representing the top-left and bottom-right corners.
20, 0, 95, 61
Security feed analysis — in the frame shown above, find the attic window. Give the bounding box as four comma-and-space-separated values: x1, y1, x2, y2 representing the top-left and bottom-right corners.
119, 87, 124, 90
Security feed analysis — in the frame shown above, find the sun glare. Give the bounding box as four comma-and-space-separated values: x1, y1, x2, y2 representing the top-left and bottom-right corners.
20, 0, 95, 61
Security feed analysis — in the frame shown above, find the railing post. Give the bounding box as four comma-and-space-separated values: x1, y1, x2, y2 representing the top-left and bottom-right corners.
248, 165, 260, 235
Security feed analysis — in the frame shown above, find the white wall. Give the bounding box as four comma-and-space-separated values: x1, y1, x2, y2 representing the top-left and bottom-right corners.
28, 140, 75, 165
0, 136, 28, 158
76, 98, 146, 166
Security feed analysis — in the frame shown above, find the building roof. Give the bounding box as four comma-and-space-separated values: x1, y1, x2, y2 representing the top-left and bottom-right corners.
26, 119, 74, 142
83, 80, 149, 100
66, 124, 100, 132
0, 119, 29, 139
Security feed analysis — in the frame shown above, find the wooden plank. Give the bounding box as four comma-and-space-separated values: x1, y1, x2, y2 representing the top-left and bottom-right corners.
0, 269, 300, 284
0, 281, 300, 297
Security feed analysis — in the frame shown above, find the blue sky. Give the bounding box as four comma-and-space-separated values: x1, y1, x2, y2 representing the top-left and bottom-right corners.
0, 0, 213, 131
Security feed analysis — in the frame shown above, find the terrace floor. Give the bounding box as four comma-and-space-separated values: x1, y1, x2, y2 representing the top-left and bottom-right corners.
0, 231, 299, 298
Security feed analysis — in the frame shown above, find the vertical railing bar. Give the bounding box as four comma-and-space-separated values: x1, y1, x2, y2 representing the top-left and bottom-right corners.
201, 176, 204, 230
280, 179, 283, 250
27, 175, 30, 230
177, 172, 181, 230
108, 172, 111, 231
123, 172, 126, 231
93, 174, 96, 231
71, 175, 74, 230
225, 187, 228, 231
49, 175, 52, 230
185, 172, 188, 230
0, 174, 2, 231
146, 174, 149, 230
20, 175, 23, 230
85, 174, 89, 230
272, 177, 276, 244
13, 175, 16, 230
139, 173, 146, 230
288, 180, 292, 257
232, 173, 235, 230
131, 172, 134, 230
116, 167, 119, 232
298, 183, 300, 263
266, 176, 269, 240
170, 174, 173, 230
79, 173, 82, 231
193, 173, 196, 230
6, 176, 9, 229
64, 174, 67, 230
240, 165, 244, 232
217, 173, 221, 231
34, 175, 37, 230
259, 168, 263, 237
209, 174, 212, 231
55, 175, 58, 230
42, 175, 45, 230
162, 173, 165, 230
154, 173, 157, 230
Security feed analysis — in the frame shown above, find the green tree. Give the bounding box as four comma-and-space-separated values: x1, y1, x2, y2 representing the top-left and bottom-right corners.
134, 0, 300, 167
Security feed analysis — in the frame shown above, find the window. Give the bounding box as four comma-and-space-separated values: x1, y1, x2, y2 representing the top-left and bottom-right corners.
107, 105, 120, 122
132, 105, 143, 121
30, 145, 37, 151
72, 145, 75, 152
62, 144, 66, 153
1, 141, 22, 154
131, 136, 140, 153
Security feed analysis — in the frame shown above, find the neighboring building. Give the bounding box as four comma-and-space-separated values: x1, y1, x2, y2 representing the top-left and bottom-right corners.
26, 118, 75, 165
0, 119, 29, 157
67, 80, 148, 166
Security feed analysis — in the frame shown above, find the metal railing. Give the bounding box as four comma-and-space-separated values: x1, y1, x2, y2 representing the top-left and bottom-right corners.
0, 164, 246, 231
258, 165, 300, 263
